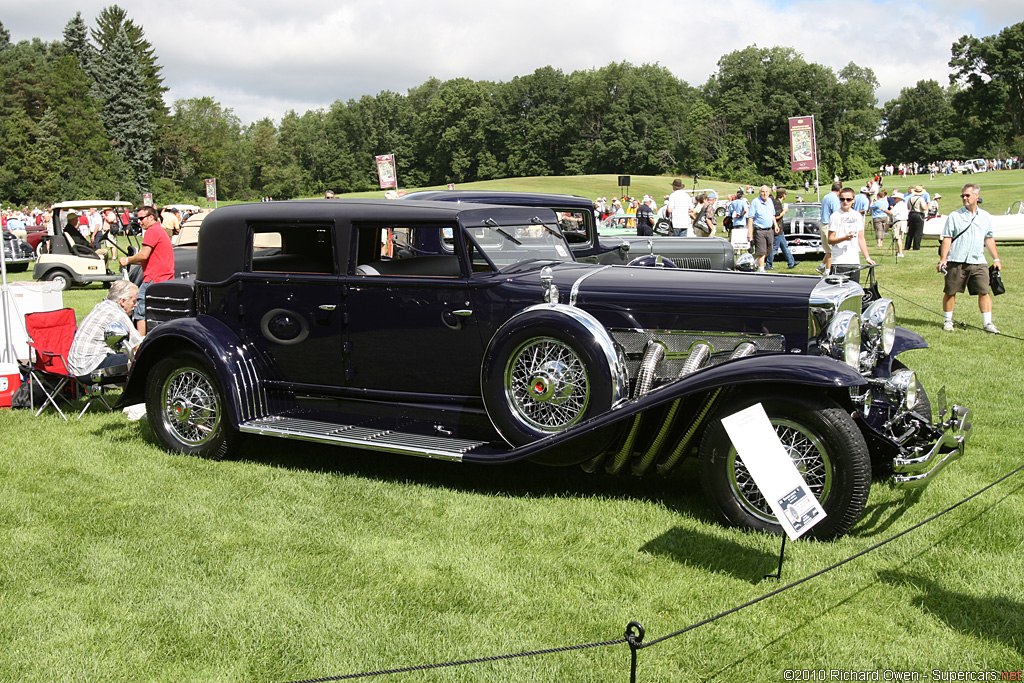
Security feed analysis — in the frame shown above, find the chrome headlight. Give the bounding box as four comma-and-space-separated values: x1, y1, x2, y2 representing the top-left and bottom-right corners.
862, 299, 896, 355
885, 369, 918, 410
820, 310, 861, 368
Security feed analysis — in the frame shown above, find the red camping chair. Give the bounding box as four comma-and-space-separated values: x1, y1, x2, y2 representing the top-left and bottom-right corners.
21, 308, 124, 419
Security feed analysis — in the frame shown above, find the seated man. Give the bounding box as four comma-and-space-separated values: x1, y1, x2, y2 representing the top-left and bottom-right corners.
67, 281, 143, 376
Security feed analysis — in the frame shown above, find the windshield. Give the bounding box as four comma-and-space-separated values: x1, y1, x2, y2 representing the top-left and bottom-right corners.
785, 204, 821, 221
464, 221, 573, 271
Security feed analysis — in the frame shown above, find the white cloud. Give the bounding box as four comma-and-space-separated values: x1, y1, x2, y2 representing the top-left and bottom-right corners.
4, 0, 1017, 124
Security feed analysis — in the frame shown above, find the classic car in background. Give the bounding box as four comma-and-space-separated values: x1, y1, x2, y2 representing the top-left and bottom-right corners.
403, 190, 736, 271
120, 198, 970, 540
2, 229, 35, 272
779, 202, 825, 256
923, 200, 1024, 241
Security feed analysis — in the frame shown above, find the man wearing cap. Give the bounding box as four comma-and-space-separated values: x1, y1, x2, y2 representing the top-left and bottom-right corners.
905, 185, 928, 251
666, 179, 694, 237
636, 197, 655, 236
938, 183, 1001, 333
853, 186, 870, 216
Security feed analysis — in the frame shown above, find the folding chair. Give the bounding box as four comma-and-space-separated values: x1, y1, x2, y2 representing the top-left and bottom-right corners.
21, 308, 125, 419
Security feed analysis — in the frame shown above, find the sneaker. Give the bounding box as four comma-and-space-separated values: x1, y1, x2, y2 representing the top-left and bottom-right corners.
943, 320, 954, 332
983, 322, 1000, 334
896, 253, 905, 258
815, 263, 827, 275
122, 403, 147, 421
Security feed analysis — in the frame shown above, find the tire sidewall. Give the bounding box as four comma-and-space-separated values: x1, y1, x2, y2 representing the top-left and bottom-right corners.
145, 353, 235, 459
482, 310, 617, 446
699, 392, 871, 540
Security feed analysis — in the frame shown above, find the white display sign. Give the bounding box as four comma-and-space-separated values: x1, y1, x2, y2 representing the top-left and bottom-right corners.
720, 403, 826, 539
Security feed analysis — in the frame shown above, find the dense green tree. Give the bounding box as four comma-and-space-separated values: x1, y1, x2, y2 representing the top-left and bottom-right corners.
92, 5, 167, 125
949, 21, 1024, 156
61, 12, 94, 75
0, 20, 11, 51
91, 26, 154, 193
163, 97, 249, 198
880, 80, 961, 162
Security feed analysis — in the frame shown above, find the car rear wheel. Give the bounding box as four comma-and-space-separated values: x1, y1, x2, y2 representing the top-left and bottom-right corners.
146, 353, 238, 460
698, 393, 871, 540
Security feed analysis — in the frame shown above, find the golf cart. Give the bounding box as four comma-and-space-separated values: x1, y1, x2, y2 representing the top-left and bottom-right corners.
32, 200, 137, 290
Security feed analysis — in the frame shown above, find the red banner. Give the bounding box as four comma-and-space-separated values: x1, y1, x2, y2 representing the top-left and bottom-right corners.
788, 117, 817, 172
375, 154, 397, 189
205, 178, 217, 202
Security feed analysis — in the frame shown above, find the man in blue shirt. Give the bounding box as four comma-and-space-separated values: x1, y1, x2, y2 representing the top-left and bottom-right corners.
747, 185, 776, 272
817, 181, 842, 274
938, 183, 1002, 333
727, 189, 748, 248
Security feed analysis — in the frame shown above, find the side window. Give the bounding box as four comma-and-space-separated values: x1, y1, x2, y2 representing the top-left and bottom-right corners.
249, 223, 335, 274
353, 225, 462, 277
556, 210, 589, 244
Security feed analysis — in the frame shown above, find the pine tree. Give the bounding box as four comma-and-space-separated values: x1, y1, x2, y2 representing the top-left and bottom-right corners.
62, 12, 95, 75
91, 26, 154, 192
92, 5, 167, 120
0, 20, 11, 51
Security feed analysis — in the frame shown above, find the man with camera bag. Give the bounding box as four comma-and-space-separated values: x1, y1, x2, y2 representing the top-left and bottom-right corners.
938, 183, 1002, 333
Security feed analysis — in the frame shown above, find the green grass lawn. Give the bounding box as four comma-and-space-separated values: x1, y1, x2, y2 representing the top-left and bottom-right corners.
1, 183, 1023, 681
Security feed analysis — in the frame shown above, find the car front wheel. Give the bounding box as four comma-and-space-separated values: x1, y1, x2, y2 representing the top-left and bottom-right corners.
698, 393, 871, 540
146, 353, 238, 459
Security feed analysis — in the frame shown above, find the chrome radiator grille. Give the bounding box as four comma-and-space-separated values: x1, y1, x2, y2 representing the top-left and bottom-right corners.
609, 328, 785, 380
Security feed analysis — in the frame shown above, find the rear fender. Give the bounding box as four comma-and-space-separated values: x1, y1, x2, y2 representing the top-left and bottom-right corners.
118, 315, 267, 427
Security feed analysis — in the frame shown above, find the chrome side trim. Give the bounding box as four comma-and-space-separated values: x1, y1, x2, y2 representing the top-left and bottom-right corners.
569, 265, 612, 306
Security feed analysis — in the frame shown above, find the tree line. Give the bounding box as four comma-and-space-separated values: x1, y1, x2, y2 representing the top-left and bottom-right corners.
1, 10, 1022, 207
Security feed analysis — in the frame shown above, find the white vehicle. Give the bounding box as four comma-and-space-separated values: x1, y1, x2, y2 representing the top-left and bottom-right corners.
923, 200, 1024, 242
957, 158, 988, 174
32, 200, 135, 290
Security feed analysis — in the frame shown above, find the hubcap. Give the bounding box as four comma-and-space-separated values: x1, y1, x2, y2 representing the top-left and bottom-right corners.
161, 367, 220, 446
505, 337, 589, 432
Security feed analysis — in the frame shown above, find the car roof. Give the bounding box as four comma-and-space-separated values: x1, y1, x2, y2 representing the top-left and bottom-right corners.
402, 190, 593, 210
51, 200, 134, 210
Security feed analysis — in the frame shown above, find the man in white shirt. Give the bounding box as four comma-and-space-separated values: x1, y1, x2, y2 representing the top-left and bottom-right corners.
827, 187, 875, 283
666, 178, 694, 237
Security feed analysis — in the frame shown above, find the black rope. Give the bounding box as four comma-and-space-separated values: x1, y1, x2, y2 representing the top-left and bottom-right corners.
281, 462, 1023, 683
878, 283, 1024, 342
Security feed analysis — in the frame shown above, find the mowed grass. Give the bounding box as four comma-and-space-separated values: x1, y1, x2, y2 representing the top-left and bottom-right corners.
1, 177, 1023, 681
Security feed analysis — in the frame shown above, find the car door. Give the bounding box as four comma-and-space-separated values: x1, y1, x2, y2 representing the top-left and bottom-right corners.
343, 223, 485, 399
235, 222, 347, 389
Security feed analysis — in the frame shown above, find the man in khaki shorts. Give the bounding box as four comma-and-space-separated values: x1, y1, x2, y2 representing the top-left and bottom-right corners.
937, 183, 1002, 333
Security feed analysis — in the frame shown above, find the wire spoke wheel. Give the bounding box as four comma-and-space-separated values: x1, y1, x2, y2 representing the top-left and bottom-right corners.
729, 419, 833, 522
504, 337, 590, 432
160, 366, 222, 447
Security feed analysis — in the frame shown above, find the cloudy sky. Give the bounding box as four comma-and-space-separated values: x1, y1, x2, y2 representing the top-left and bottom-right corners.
3, 0, 1017, 126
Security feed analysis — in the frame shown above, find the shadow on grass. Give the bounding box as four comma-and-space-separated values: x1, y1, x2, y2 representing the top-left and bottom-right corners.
639, 527, 780, 583
850, 486, 923, 537
878, 569, 1023, 658
228, 431, 711, 518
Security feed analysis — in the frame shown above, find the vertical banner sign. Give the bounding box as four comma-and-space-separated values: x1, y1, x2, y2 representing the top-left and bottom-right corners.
142, 193, 153, 207
375, 154, 398, 189
205, 178, 218, 203
788, 116, 817, 172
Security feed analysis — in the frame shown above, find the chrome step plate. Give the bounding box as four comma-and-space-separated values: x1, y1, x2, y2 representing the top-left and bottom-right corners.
238, 416, 485, 461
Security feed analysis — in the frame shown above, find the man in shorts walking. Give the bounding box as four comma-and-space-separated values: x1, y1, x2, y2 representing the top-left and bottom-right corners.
938, 183, 1002, 333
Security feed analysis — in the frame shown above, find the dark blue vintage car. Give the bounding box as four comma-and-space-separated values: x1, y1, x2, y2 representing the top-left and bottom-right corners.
121, 198, 971, 539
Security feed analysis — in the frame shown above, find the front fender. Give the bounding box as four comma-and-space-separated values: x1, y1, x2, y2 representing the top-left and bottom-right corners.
117, 315, 267, 428
464, 353, 866, 464
891, 325, 928, 358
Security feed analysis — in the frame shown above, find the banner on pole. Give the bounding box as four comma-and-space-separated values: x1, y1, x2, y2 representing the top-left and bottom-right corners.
205, 178, 217, 203
788, 116, 817, 172
375, 154, 398, 189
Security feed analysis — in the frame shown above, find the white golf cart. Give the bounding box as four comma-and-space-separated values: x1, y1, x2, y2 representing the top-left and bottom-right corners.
32, 200, 136, 290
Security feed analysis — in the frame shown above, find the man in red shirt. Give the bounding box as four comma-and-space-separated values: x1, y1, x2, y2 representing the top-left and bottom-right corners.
118, 205, 174, 335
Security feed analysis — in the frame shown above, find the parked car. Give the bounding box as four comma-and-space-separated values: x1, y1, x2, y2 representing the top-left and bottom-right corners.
779, 202, 825, 256
32, 200, 135, 290
2, 229, 35, 272
923, 199, 1024, 242
402, 190, 735, 271
957, 158, 988, 174
119, 198, 971, 540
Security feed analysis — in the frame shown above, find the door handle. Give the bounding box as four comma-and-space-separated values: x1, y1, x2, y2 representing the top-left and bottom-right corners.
319, 304, 336, 311
452, 309, 473, 317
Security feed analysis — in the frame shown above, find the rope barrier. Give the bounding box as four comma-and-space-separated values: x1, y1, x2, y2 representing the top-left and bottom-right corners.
878, 283, 1024, 342
281, 462, 1023, 683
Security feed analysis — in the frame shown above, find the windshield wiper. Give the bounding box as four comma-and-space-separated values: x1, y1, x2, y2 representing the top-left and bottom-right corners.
485, 218, 523, 246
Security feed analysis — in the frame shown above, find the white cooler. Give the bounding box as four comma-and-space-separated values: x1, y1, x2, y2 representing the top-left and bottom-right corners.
1, 281, 65, 363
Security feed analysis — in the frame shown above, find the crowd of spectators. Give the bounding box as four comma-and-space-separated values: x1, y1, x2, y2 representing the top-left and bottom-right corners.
881, 157, 1021, 178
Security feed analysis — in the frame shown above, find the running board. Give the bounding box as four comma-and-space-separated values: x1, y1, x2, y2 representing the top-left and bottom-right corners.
238, 416, 486, 461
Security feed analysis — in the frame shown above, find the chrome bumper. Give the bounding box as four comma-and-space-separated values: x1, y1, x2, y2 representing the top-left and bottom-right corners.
892, 405, 971, 488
